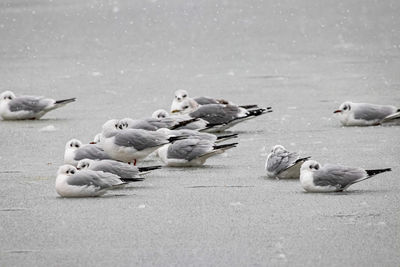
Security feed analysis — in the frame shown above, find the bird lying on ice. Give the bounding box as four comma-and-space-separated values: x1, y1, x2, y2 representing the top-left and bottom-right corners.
100, 119, 185, 165
300, 160, 391, 192
77, 159, 161, 180
171, 98, 272, 132
0, 90, 75, 120
55, 165, 140, 197
333, 101, 400, 126
265, 145, 310, 179
157, 138, 238, 167
170, 89, 259, 112
64, 139, 111, 167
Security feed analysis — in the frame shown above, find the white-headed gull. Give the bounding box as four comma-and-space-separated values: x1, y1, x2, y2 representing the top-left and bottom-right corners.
55, 165, 130, 197
171, 98, 272, 132
64, 139, 111, 166
157, 139, 237, 167
170, 89, 258, 112
300, 160, 391, 192
0, 90, 75, 120
265, 145, 310, 179
100, 119, 184, 165
334, 101, 400, 126
77, 159, 161, 180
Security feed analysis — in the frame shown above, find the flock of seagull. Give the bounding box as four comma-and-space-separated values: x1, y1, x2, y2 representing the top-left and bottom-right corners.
1, 89, 398, 197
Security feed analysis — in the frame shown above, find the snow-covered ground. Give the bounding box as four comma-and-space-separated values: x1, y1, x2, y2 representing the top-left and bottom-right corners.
0, 0, 399, 266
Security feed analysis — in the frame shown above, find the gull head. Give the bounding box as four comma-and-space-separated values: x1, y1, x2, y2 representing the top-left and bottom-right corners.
0, 91, 16, 103
174, 89, 189, 102
57, 165, 78, 176
65, 139, 83, 150
301, 160, 321, 173
152, 109, 169, 119
77, 159, 94, 170
102, 119, 121, 138
271, 144, 286, 153
118, 118, 134, 129
171, 98, 199, 115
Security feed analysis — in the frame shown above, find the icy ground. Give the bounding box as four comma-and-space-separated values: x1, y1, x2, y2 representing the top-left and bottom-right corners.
0, 0, 399, 266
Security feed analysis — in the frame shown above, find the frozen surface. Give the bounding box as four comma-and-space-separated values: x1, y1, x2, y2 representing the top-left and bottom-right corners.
0, 0, 399, 266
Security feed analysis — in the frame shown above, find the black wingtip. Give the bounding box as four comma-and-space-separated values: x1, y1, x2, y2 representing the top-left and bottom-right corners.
55, 98, 76, 104
247, 108, 273, 117
138, 165, 162, 172
239, 104, 259, 109
213, 142, 238, 150
294, 156, 311, 164
366, 168, 391, 177
120, 177, 145, 183
170, 118, 199, 130
168, 136, 187, 143
216, 133, 238, 140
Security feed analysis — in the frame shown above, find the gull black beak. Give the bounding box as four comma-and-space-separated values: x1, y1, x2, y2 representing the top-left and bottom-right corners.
171, 109, 180, 114
333, 110, 342, 114
89, 142, 96, 144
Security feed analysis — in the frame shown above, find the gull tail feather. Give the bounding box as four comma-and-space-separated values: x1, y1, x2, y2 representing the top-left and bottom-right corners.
55, 98, 76, 105
138, 165, 162, 172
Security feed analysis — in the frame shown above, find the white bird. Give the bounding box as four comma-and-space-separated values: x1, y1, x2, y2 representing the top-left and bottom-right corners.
156, 128, 238, 143
157, 139, 238, 167
117, 117, 198, 131
334, 101, 400, 126
55, 165, 130, 197
171, 98, 272, 132
100, 119, 184, 165
0, 90, 75, 120
170, 89, 258, 113
300, 160, 391, 192
151, 109, 210, 130
265, 145, 310, 179
77, 159, 161, 180
64, 139, 111, 166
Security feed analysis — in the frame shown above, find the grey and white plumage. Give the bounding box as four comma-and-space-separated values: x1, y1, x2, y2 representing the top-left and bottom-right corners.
117, 117, 198, 131
64, 139, 111, 167
100, 119, 183, 164
300, 160, 391, 192
151, 109, 209, 130
334, 101, 400, 126
55, 165, 127, 197
156, 128, 238, 143
77, 159, 161, 180
157, 138, 238, 166
265, 145, 310, 179
170, 89, 258, 112
0, 90, 75, 120
171, 98, 272, 132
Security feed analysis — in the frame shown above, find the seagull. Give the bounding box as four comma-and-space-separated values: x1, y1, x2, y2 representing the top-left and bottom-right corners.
156, 128, 238, 143
157, 139, 238, 167
55, 165, 136, 197
151, 109, 210, 131
77, 159, 161, 180
171, 98, 272, 132
0, 90, 76, 120
300, 160, 391, 192
265, 145, 310, 179
100, 119, 184, 165
170, 89, 258, 112
117, 117, 198, 131
333, 101, 400, 126
64, 139, 111, 166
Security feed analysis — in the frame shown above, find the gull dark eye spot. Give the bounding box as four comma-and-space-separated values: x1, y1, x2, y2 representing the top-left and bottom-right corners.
75, 144, 79, 148
70, 143, 73, 147
183, 94, 187, 98
183, 106, 189, 109
70, 170, 75, 174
